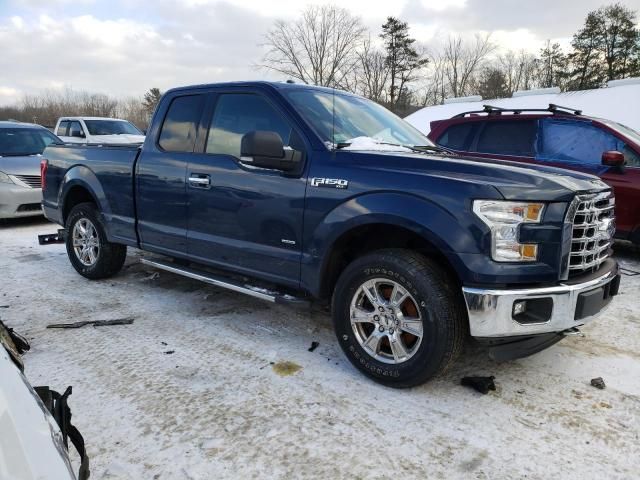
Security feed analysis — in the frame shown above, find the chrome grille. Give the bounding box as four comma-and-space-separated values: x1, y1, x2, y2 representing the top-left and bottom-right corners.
13, 175, 41, 188
568, 191, 615, 275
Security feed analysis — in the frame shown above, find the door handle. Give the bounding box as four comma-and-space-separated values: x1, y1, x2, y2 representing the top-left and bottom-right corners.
188, 174, 211, 188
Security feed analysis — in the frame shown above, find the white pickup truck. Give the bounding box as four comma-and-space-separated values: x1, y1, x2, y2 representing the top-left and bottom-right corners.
54, 116, 145, 144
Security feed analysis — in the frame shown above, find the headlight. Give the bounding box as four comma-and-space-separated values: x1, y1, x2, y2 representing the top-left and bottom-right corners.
473, 200, 544, 262
0, 171, 14, 184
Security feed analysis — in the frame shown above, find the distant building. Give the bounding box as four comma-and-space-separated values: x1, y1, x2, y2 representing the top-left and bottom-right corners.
405, 78, 640, 134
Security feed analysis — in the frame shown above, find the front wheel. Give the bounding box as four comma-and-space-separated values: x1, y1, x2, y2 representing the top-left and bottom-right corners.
332, 249, 466, 388
65, 202, 127, 279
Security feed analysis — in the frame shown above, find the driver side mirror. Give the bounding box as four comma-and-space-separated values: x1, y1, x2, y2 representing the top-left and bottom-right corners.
602, 151, 625, 171
240, 131, 302, 172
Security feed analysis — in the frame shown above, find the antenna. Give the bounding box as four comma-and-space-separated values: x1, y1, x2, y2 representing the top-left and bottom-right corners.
331, 7, 336, 155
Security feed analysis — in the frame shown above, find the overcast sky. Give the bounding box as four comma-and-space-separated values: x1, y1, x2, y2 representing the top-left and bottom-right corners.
1, 0, 639, 104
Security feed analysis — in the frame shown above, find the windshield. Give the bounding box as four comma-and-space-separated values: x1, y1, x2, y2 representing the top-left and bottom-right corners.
600, 119, 640, 145
84, 120, 142, 136
286, 89, 433, 149
0, 128, 62, 156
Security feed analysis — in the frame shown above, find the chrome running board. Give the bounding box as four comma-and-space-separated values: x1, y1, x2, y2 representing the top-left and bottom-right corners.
140, 258, 309, 305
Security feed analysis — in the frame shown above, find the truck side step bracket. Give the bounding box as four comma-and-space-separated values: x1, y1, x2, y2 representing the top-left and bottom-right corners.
140, 258, 309, 306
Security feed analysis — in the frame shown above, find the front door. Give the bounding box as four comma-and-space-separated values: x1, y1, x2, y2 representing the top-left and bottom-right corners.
137, 93, 206, 255
186, 91, 308, 287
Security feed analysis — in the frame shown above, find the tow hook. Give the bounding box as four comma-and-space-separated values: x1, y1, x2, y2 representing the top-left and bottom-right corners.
563, 327, 585, 337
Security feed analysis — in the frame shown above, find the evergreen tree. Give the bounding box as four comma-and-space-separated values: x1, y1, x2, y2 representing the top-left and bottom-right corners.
142, 88, 163, 116
380, 17, 428, 111
538, 41, 567, 89
477, 68, 510, 99
597, 3, 639, 81
568, 12, 606, 90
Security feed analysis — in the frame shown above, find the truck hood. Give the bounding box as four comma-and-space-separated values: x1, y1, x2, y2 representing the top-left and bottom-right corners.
348, 150, 609, 201
0, 154, 42, 176
89, 134, 145, 144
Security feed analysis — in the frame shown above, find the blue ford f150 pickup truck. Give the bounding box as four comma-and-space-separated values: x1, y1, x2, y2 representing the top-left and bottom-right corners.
41, 81, 620, 387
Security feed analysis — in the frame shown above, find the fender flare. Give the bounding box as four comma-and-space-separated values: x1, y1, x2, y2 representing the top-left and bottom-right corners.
59, 165, 111, 227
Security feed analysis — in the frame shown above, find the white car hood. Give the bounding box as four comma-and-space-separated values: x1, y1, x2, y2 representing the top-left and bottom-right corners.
0, 348, 75, 479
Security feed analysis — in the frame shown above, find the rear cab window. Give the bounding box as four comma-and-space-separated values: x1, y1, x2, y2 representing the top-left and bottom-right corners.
158, 95, 205, 152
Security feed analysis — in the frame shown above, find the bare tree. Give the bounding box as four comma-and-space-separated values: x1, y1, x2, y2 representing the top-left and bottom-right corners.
1, 88, 150, 130
261, 5, 366, 87
443, 34, 495, 98
498, 50, 540, 95
354, 37, 389, 102
416, 52, 448, 106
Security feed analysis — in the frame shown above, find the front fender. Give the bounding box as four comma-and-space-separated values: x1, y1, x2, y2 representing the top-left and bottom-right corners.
302, 192, 482, 295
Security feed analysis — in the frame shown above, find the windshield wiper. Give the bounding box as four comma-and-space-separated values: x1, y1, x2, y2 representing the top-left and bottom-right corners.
408, 145, 452, 155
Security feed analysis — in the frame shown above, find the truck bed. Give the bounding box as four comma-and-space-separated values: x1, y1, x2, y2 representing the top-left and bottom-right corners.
42, 143, 141, 245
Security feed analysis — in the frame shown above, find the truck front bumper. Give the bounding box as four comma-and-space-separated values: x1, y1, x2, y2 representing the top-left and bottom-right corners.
462, 259, 620, 338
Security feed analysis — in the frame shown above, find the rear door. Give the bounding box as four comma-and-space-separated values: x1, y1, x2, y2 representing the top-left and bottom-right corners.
468, 118, 538, 162
136, 94, 206, 256
184, 89, 308, 287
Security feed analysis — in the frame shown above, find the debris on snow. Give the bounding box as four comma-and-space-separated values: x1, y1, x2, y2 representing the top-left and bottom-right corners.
461, 376, 496, 394
47, 318, 135, 329
308, 341, 319, 352
590, 377, 606, 390
141, 272, 160, 282
164, 350, 175, 355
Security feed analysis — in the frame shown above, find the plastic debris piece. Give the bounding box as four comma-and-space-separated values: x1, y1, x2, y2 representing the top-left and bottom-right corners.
590, 377, 606, 390
308, 341, 319, 352
47, 318, 134, 329
461, 376, 496, 394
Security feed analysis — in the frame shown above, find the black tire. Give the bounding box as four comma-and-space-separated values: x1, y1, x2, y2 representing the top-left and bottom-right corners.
332, 249, 466, 388
65, 202, 127, 279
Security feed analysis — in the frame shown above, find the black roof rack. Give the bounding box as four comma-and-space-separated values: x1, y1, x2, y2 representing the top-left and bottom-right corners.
452, 103, 583, 119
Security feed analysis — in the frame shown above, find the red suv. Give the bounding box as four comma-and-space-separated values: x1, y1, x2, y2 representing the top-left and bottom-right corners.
429, 104, 640, 244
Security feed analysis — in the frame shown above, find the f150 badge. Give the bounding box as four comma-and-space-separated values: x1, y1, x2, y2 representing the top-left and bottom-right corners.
310, 178, 349, 189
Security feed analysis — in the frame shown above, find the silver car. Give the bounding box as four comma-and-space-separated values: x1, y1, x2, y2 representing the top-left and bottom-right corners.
0, 121, 62, 219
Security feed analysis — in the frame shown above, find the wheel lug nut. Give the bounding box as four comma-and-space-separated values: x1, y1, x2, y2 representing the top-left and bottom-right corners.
374, 315, 379, 321
378, 326, 384, 332
395, 319, 399, 325
389, 328, 394, 334
378, 306, 384, 312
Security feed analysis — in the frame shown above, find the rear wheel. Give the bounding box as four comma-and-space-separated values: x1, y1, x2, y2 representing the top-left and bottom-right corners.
65, 202, 126, 279
332, 249, 465, 388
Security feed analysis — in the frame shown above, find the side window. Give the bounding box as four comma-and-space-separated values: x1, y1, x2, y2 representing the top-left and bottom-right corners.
206, 94, 292, 157
437, 122, 477, 150
56, 121, 69, 136
538, 118, 622, 166
158, 95, 205, 152
475, 120, 537, 156
69, 121, 84, 137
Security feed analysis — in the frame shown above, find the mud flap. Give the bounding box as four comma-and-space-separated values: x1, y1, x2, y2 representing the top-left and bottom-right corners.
34, 386, 90, 480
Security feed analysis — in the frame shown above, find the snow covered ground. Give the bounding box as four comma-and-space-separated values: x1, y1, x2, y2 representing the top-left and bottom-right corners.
1, 217, 639, 480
